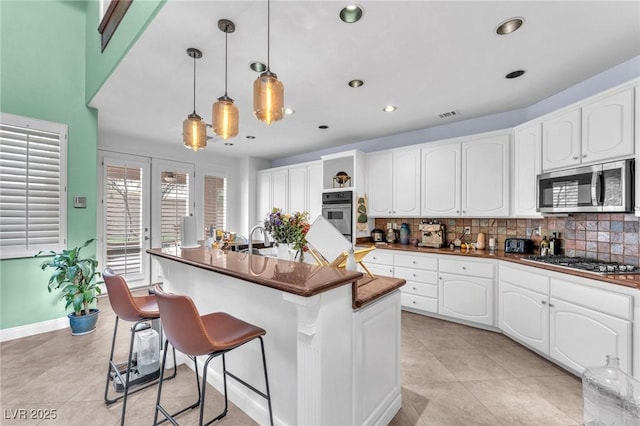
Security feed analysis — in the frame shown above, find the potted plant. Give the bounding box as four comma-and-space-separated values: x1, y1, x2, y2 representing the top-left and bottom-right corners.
35, 238, 102, 335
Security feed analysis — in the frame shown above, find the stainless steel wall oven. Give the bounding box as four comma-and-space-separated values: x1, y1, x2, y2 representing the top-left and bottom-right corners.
321, 191, 353, 241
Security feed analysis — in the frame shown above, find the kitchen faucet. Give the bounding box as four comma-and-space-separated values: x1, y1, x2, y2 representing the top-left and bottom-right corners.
248, 225, 271, 255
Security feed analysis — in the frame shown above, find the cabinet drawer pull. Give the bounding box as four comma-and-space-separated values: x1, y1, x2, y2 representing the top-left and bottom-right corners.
462, 266, 466, 270
412, 260, 416, 264
412, 273, 417, 277
412, 301, 417, 305
582, 154, 587, 158
541, 300, 547, 305
549, 303, 555, 308
572, 156, 578, 160
412, 287, 417, 291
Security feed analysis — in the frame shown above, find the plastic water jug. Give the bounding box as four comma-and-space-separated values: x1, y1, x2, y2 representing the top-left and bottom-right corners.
135, 328, 160, 376
582, 355, 640, 425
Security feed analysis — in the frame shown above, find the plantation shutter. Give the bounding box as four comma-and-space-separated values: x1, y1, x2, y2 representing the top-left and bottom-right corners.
203, 175, 227, 238
0, 114, 67, 259
104, 164, 143, 276
160, 171, 190, 248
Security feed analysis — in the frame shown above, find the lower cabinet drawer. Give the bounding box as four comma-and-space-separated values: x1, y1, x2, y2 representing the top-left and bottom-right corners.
401, 293, 438, 314
402, 281, 438, 299
394, 266, 438, 285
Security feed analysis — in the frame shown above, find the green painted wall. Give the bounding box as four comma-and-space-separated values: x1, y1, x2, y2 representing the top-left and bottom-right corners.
0, 0, 97, 329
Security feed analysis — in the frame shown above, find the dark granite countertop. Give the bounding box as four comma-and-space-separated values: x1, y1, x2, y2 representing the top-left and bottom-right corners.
147, 246, 406, 309
359, 242, 640, 289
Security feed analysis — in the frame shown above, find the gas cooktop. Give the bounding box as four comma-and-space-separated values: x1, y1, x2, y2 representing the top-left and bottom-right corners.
522, 255, 639, 275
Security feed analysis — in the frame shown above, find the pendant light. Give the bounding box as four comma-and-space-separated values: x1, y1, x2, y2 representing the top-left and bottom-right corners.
183, 47, 207, 151
213, 19, 239, 140
253, 0, 284, 125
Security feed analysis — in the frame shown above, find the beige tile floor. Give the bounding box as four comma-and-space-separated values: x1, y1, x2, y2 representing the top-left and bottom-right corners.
0, 292, 583, 425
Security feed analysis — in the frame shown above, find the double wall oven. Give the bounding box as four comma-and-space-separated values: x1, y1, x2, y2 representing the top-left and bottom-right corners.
321, 191, 353, 241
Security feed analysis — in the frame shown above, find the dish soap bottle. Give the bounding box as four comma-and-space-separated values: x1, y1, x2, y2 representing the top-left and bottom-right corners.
540, 235, 550, 256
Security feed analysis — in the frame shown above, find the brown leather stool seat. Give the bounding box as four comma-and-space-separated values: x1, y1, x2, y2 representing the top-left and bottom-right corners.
152, 286, 273, 426
103, 268, 176, 426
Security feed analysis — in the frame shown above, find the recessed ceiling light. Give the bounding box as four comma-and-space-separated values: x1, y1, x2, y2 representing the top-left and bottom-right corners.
496, 17, 524, 35
505, 70, 526, 79
246, 135, 256, 139
224, 142, 234, 146
383, 105, 397, 112
250, 61, 267, 72
348, 79, 364, 88
319, 125, 329, 129
339, 4, 363, 23
284, 108, 295, 115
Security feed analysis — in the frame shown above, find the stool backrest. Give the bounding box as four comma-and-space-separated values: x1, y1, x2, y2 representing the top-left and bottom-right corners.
153, 286, 217, 356
103, 268, 152, 321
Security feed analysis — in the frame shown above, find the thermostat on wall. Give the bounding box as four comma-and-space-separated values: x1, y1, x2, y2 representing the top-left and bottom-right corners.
74, 196, 87, 208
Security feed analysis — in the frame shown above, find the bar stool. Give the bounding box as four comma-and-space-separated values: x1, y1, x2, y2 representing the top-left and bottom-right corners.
103, 269, 177, 426
152, 286, 273, 426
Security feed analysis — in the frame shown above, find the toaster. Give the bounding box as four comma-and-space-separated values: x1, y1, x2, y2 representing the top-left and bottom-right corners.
504, 238, 533, 254
504, 238, 534, 254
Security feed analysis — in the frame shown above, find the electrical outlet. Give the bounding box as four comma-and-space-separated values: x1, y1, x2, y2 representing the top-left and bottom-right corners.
464, 226, 471, 235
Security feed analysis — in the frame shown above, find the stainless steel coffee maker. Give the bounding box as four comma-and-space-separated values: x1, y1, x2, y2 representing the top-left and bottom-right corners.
418, 222, 446, 248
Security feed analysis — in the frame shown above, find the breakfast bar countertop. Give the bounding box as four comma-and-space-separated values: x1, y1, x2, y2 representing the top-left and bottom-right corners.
147, 246, 405, 309
358, 242, 640, 289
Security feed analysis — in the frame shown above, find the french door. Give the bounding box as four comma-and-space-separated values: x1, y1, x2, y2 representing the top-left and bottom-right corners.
99, 154, 150, 287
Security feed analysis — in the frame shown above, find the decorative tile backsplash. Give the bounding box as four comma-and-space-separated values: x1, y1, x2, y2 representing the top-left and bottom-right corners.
374, 213, 640, 266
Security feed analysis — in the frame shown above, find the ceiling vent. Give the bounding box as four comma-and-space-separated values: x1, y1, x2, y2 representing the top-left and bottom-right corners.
438, 110, 459, 119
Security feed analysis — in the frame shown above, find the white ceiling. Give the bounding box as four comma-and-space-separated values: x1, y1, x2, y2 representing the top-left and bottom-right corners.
90, 0, 640, 161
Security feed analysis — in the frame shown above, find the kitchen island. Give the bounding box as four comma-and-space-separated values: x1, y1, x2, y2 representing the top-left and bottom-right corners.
148, 246, 405, 426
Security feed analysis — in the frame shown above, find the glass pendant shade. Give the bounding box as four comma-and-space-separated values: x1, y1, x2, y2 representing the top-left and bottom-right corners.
183, 113, 207, 151
253, 70, 284, 125
213, 96, 239, 140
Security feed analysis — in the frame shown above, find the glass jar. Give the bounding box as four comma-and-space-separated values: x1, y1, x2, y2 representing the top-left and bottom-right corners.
399, 223, 410, 245
582, 355, 640, 425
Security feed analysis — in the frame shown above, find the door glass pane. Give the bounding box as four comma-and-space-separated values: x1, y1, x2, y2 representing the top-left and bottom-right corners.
105, 165, 143, 275
203, 175, 226, 238
161, 171, 190, 248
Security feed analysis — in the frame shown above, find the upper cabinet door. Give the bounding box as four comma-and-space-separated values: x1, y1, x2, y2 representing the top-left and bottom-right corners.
392, 148, 421, 216
581, 87, 635, 163
271, 168, 289, 213
307, 162, 323, 221
366, 151, 393, 216
514, 123, 542, 217
421, 143, 460, 216
288, 165, 307, 214
542, 108, 581, 171
462, 134, 510, 217
257, 170, 272, 221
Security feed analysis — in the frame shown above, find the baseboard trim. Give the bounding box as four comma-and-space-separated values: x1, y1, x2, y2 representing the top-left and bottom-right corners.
0, 316, 68, 342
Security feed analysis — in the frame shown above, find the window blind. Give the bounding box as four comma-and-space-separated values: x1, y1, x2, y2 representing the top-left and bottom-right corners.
160, 171, 190, 248
203, 175, 227, 237
0, 115, 67, 258
105, 165, 143, 275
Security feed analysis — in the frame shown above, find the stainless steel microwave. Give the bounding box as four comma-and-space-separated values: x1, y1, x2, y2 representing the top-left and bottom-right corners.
537, 159, 634, 213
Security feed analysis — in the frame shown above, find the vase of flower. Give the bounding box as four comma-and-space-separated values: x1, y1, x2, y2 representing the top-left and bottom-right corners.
264, 208, 310, 262
277, 243, 296, 261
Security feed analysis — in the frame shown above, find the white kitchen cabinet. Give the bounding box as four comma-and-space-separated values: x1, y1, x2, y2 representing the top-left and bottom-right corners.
549, 276, 633, 375
461, 133, 510, 217
634, 85, 639, 217
581, 87, 635, 163
513, 123, 542, 217
542, 86, 635, 171
395, 253, 438, 314
421, 142, 460, 216
438, 257, 496, 326
542, 108, 582, 171
363, 249, 394, 277
288, 165, 307, 214
421, 132, 510, 217
307, 162, 323, 221
257, 161, 323, 220
366, 148, 420, 217
498, 263, 550, 354
257, 170, 272, 220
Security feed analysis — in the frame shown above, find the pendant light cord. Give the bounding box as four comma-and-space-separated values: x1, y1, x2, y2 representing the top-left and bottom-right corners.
267, 0, 271, 70
224, 24, 229, 96
192, 53, 197, 114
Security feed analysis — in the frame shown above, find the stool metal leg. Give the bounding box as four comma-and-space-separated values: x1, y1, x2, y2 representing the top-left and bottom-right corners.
105, 317, 178, 426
